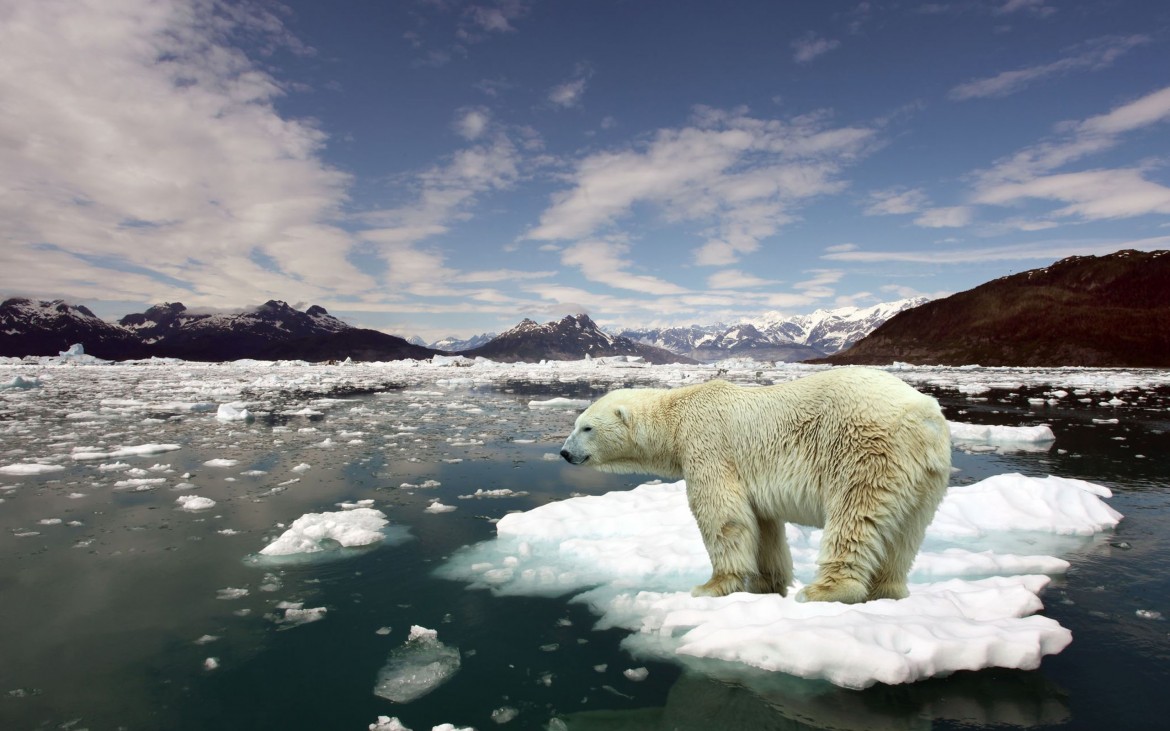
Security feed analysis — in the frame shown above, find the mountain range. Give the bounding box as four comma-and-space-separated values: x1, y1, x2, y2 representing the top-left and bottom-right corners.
462, 314, 692, 364
616, 298, 929, 362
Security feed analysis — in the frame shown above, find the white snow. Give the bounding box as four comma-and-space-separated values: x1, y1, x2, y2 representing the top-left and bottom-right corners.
439, 473, 1122, 690
258, 508, 404, 557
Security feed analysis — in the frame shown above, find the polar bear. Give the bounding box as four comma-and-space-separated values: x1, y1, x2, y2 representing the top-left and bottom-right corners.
560, 367, 951, 604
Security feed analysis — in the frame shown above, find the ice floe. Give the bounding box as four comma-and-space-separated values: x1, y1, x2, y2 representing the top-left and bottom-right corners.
176, 495, 217, 511
438, 473, 1122, 689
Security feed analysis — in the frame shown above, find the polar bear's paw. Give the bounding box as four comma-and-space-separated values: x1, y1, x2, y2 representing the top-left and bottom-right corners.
691, 573, 748, 598
795, 577, 868, 604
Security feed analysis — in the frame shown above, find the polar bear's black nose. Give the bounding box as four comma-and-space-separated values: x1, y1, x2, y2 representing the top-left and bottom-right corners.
559, 449, 572, 462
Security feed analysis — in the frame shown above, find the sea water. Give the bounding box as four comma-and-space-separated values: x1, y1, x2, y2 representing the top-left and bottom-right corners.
0, 360, 1167, 730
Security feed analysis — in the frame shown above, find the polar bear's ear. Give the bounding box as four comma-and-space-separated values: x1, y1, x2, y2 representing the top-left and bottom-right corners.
614, 405, 630, 425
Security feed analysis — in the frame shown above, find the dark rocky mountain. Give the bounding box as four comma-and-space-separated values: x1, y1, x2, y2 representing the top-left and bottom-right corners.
465, 314, 693, 364
823, 250, 1170, 367
1, 298, 440, 362
618, 298, 927, 362
116, 300, 439, 362
0, 298, 149, 359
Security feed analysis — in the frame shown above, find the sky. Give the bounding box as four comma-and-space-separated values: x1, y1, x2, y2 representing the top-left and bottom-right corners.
1, 0, 1169, 342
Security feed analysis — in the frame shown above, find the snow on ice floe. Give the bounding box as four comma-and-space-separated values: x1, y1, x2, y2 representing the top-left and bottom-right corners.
437, 473, 1122, 689
256, 508, 411, 560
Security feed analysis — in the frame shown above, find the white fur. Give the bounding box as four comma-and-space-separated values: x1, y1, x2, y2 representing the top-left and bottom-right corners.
560, 367, 952, 603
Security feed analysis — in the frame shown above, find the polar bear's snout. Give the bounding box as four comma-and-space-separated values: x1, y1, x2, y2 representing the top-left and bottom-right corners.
560, 433, 590, 464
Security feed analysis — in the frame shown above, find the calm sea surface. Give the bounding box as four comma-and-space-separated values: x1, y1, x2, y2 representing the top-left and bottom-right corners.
0, 365, 1167, 730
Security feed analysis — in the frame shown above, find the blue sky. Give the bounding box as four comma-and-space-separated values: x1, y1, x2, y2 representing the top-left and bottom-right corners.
1, 0, 1168, 341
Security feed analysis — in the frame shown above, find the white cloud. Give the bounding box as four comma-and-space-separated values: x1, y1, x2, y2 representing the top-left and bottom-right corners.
994, 0, 1055, 17
821, 236, 1170, 264
974, 169, 1170, 220
971, 85, 1170, 222
706, 269, 776, 290
0, 0, 374, 308
548, 64, 593, 108
792, 33, 841, 64
949, 35, 1149, 100
527, 106, 875, 267
865, 188, 929, 216
560, 240, 688, 295
454, 107, 492, 140
914, 206, 974, 228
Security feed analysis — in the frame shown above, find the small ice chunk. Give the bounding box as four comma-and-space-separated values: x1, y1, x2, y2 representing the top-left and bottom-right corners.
528, 398, 590, 410
490, 706, 519, 724
1136, 609, 1164, 620
194, 634, 219, 645
291, 463, 312, 473
279, 606, 328, 628
369, 718, 411, 731
425, 500, 457, 514
203, 458, 239, 468
372, 625, 461, 703
623, 667, 649, 682
216, 404, 253, 422
203, 657, 220, 671
259, 508, 392, 556
177, 495, 217, 511
216, 587, 249, 600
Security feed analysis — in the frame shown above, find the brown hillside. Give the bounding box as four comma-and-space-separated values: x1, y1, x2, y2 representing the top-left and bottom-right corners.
822, 249, 1170, 367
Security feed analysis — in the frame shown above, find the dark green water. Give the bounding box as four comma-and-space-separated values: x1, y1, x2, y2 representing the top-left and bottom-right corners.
1, 376, 1167, 731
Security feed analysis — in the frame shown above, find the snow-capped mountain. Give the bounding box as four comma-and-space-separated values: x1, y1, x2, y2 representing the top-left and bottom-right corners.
618, 298, 929, 362
0, 297, 148, 359
465, 314, 692, 364
430, 332, 498, 352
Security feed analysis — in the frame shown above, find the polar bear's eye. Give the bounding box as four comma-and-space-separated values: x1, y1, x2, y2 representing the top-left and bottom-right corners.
582, 426, 592, 432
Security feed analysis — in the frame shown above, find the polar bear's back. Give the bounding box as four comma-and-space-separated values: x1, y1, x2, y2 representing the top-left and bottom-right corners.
672, 368, 950, 523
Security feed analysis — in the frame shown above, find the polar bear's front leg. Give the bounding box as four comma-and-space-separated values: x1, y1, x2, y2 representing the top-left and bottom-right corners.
687, 478, 761, 598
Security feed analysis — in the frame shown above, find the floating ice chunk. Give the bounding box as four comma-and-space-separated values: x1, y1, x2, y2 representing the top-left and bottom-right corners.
372, 625, 461, 703
203, 458, 239, 468
369, 718, 411, 731
0, 463, 65, 475
177, 495, 217, 511
291, 463, 312, 472
457, 488, 529, 499
528, 397, 591, 410
491, 706, 519, 723
277, 605, 328, 628
425, 500, 457, 514
71, 444, 181, 461
948, 421, 1055, 444
114, 477, 166, 490
258, 508, 403, 557
98, 462, 131, 471
1, 375, 40, 390
216, 587, 249, 600
216, 404, 253, 422
203, 657, 220, 671
623, 667, 649, 682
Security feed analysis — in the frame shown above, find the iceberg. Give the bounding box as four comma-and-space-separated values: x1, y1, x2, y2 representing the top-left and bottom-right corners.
258, 507, 404, 557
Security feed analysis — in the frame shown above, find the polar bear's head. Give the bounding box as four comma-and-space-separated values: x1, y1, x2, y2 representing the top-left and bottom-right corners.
560, 388, 674, 475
